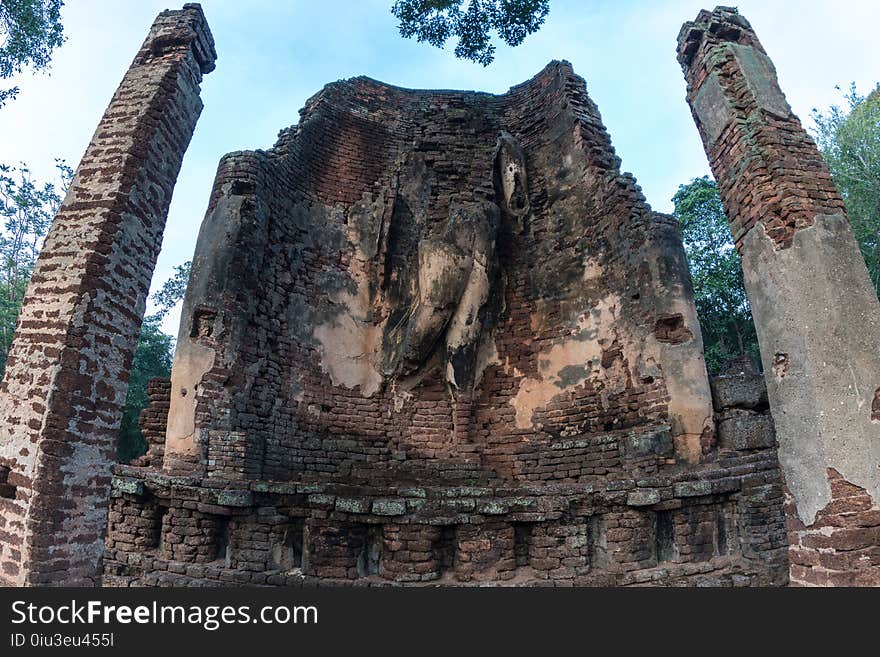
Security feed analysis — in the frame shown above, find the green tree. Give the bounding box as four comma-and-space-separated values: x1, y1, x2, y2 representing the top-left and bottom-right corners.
391, 0, 549, 65
1, 0, 65, 107
673, 176, 759, 374
150, 260, 190, 320
812, 84, 880, 296
0, 159, 71, 371
118, 316, 173, 462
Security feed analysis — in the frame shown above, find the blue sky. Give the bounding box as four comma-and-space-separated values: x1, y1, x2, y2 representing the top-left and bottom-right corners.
1, 0, 878, 334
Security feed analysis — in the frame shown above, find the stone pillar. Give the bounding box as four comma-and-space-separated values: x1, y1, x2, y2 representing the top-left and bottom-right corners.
678, 7, 880, 586
0, 4, 216, 585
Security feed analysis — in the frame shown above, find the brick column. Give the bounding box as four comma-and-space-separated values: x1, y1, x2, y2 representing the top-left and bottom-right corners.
678, 7, 880, 586
0, 4, 216, 585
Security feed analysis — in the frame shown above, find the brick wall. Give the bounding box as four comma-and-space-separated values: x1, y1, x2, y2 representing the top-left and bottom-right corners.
104, 374, 789, 588
785, 471, 880, 586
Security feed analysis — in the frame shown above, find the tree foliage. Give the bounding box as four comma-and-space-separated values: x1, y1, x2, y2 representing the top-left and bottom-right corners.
149, 260, 191, 321
391, 0, 549, 65
673, 176, 759, 374
0, 0, 65, 106
0, 159, 70, 370
812, 84, 880, 296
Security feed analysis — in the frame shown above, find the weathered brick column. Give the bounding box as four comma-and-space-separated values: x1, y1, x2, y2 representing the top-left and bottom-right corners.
678, 7, 880, 586
0, 4, 215, 585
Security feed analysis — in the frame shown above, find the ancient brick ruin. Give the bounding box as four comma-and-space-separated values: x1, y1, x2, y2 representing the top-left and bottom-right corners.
0, 5, 877, 587
103, 21, 786, 588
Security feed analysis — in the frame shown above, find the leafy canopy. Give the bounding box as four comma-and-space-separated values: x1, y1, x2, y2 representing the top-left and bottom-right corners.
391, 0, 549, 65
0, 0, 65, 106
673, 176, 759, 374
812, 84, 880, 296
149, 260, 191, 321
